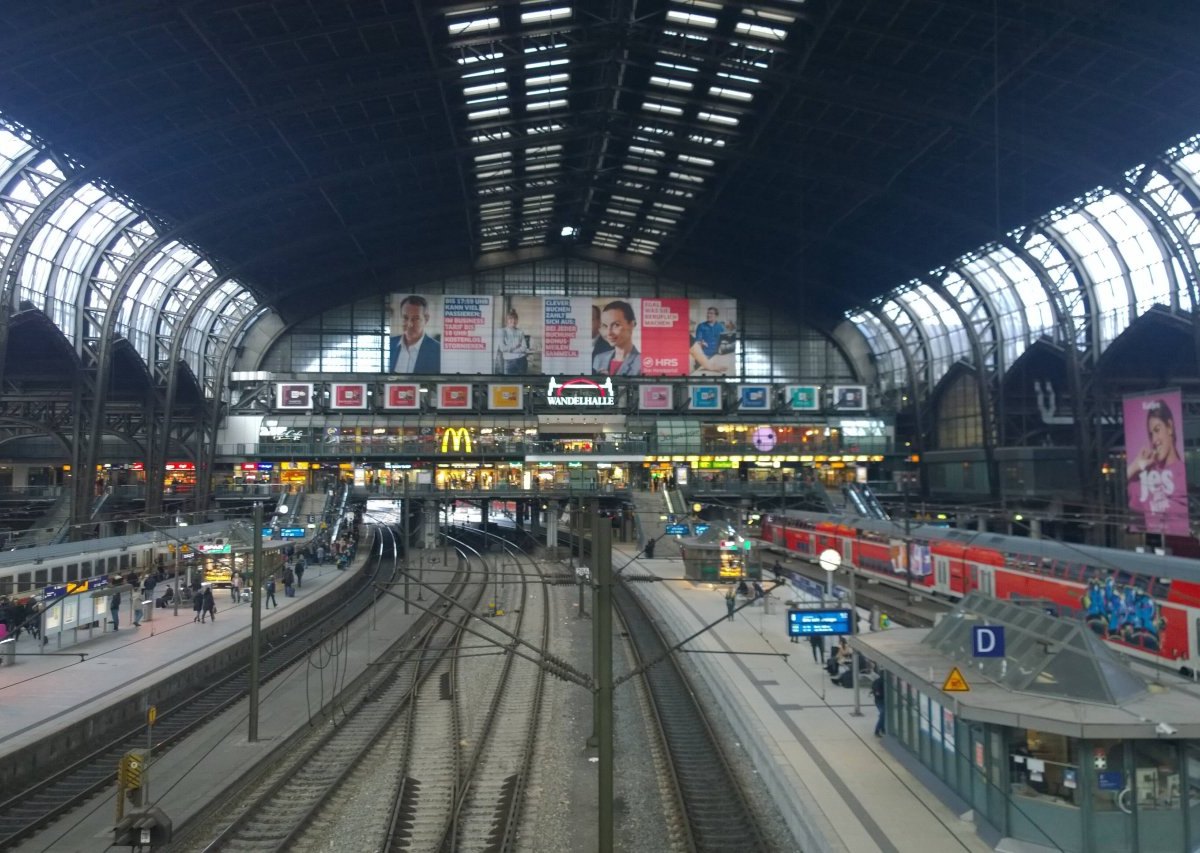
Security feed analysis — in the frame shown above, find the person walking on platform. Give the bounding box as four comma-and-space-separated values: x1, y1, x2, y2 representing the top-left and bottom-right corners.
283, 565, 295, 597
725, 587, 736, 621
192, 587, 204, 622
201, 585, 216, 623
295, 558, 306, 589
230, 571, 242, 604
809, 633, 825, 663
110, 589, 121, 631
264, 575, 278, 609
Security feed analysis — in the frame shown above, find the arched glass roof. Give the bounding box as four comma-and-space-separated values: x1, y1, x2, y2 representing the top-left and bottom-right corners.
0, 119, 265, 395
847, 131, 1200, 392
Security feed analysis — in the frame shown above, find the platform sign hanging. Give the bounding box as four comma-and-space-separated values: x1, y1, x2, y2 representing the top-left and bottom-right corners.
787, 608, 853, 637
971, 625, 1005, 658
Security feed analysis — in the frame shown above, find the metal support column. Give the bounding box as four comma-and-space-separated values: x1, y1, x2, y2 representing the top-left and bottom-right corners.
248, 502, 264, 742
593, 511, 614, 853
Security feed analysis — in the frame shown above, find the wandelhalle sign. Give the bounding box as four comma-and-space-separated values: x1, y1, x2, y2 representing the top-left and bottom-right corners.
546, 376, 616, 406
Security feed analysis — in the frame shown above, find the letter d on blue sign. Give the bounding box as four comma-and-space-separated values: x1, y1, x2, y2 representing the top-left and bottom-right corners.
972, 625, 1005, 658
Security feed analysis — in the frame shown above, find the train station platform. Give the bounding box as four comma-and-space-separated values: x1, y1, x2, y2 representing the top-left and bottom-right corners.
615, 542, 992, 853
0, 545, 363, 788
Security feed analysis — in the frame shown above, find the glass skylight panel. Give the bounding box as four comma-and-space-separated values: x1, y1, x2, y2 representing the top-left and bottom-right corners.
637, 124, 675, 137
525, 122, 564, 135
526, 99, 568, 112
526, 73, 569, 87
468, 106, 510, 121
646, 214, 678, 226
520, 6, 572, 26
466, 94, 508, 107
717, 70, 761, 85
470, 130, 513, 145
708, 86, 753, 102
666, 10, 718, 28
464, 81, 508, 97
0, 128, 32, 168
623, 164, 659, 175
667, 171, 704, 183
523, 41, 568, 55
462, 66, 505, 80
629, 145, 666, 158
448, 15, 501, 37
650, 76, 694, 92
677, 154, 714, 167
654, 201, 686, 213
642, 101, 684, 116
697, 111, 739, 127
1086, 192, 1171, 315
474, 151, 512, 164
687, 134, 726, 148
525, 58, 569, 69
457, 51, 505, 66
1045, 209, 1127, 348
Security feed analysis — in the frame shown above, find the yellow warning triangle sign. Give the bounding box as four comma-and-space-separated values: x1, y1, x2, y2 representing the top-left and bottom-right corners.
942, 667, 970, 692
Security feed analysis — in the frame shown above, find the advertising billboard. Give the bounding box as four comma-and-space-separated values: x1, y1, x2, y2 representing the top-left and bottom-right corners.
488, 383, 523, 410
437, 383, 472, 410
832, 385, 867, 411
689, 385, 722, 411
275, 383, 313, 410
786, 385, 820, 411
639, 383, 674, 411
330, 383, 368, 410
382, 383, 420, 410
1124, 389, 1189, 536
739, 385, 771, 411
389, 294, 738, 377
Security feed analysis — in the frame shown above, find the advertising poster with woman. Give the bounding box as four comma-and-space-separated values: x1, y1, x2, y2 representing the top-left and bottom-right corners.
688, 299, 738, 375
1123, 390, 1189, 536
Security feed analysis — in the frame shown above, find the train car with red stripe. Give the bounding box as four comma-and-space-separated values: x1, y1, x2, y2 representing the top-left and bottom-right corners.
761, 510, 1200, 669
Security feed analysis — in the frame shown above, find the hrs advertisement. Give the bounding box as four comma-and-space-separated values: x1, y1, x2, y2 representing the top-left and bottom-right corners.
387, 294, 737, 377
1123, 389, 1189, 536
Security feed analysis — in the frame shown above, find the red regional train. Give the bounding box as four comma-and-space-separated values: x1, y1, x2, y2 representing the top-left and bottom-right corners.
760, 510, 1200, 668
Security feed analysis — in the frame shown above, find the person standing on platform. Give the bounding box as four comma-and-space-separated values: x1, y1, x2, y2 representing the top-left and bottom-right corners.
264, 575, 278, 609
230, 570, 242, 604
201, 585, 216, 623
295, 557, 306, 589
110, 589, 121, 631
192, 587, 204, 622
283, 565, 295, 597
872, 670, 886, 737
809, 633, 825, 663
725, 587, 736, 621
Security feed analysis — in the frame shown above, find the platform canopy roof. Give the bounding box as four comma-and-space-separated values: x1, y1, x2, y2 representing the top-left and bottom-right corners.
924, 592, 1148, 706
2, 1, 1199, 325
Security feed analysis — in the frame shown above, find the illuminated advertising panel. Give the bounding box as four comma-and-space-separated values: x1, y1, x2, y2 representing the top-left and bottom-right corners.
275, 383, 313, 410
739, 385, 770, 411
488, 383, 523, 410
786, 385, 820, 411
832, 385, 867, 411
437, 383, 472, 410
688, 385, 722, 411
382, 383, 420, 410
330, 383, 368, 410
639, 384, 673, 411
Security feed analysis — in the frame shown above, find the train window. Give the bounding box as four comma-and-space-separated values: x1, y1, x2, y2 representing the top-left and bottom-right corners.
131, 553, 138, 568
34, 569, 47, 586
108, 557, 118, 572
0, 576, 10, 597
51, 566, 63, 583
120, 555, 129, 571
66, 563, 77, 580
81, 560, 92, 578
16, 572, 30, 593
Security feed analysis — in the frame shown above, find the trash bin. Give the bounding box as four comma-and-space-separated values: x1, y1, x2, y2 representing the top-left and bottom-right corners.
0, 638, 15, 666
142, 599, 154, 622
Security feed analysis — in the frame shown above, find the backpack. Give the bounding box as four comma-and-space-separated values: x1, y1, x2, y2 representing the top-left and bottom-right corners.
266, 578, 276, 592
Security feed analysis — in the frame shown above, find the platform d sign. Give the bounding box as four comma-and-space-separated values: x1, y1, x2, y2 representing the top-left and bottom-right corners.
818, 549, 841, 573
972, 625, 1005, 658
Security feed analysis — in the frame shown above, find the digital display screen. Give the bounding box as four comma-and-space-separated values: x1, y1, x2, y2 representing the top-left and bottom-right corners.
787, 608, 853, 637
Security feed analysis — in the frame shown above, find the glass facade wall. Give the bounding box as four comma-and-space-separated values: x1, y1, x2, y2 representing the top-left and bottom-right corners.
844, 131, 1200, 396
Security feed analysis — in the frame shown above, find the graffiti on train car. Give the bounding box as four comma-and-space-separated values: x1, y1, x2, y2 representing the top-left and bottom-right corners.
1081, 575, 1165, 652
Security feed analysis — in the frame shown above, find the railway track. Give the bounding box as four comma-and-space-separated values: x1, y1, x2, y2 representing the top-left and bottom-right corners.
614, 580, 770, 853
198, 536, 479, 851
195, 528, 557, 852
0, 523, 398, 852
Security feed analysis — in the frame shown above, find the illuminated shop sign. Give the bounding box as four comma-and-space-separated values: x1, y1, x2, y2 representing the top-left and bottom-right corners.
440, 427, 474, 453
546, 376, 615, 406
